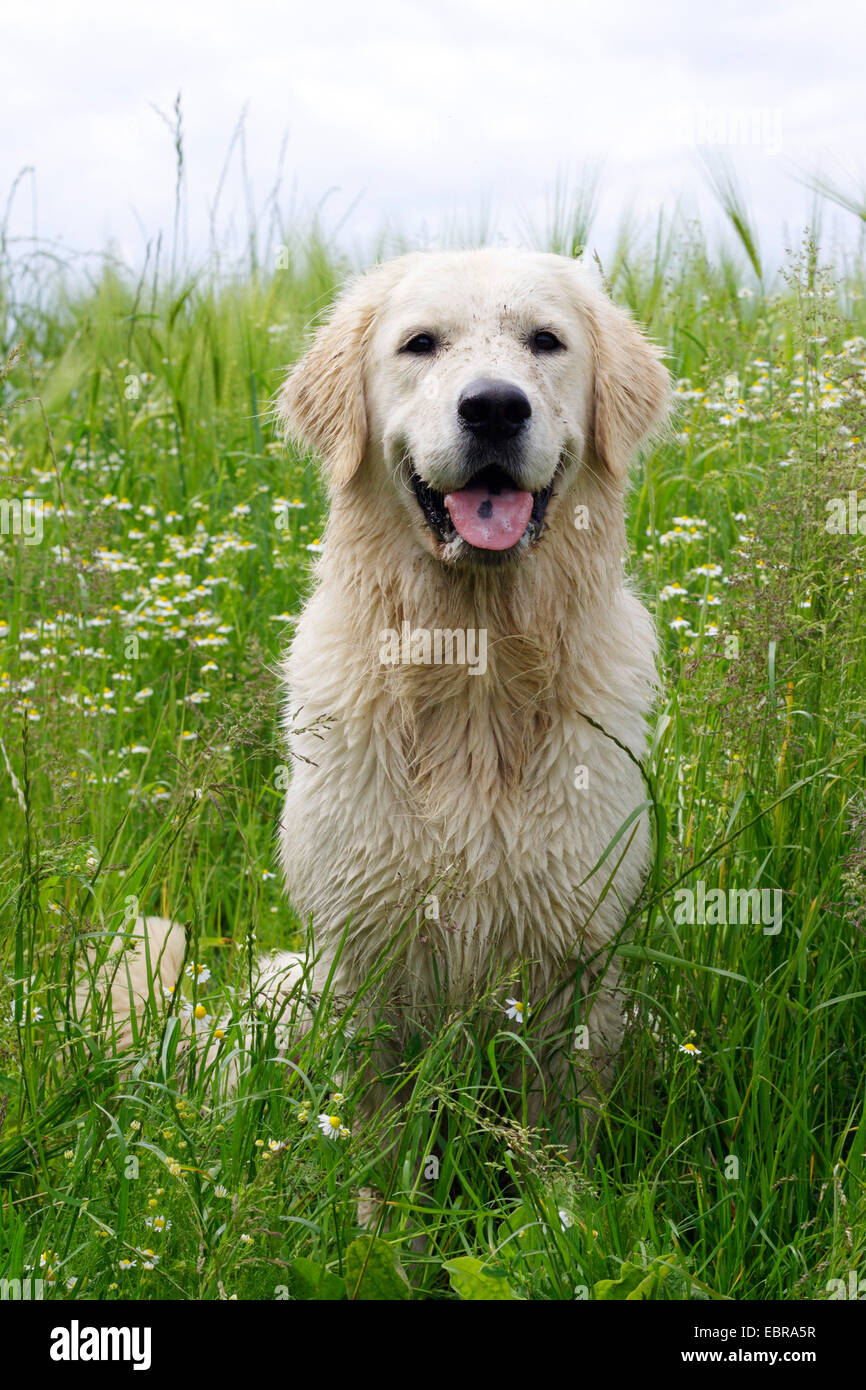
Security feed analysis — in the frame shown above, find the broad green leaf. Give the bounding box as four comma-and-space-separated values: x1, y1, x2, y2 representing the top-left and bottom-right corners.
443, 1256, 522, 1301
345, 1237, 410, 1301
287, 1256, 346, 1301
593, 1253, 678, 1300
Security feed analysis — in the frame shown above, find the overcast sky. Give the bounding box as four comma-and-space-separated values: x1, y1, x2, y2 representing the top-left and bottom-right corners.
3, 0, 865, 278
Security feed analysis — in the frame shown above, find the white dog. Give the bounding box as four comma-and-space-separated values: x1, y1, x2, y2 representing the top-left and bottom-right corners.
269, 248, 670, 1136
93, 249, 669, 1141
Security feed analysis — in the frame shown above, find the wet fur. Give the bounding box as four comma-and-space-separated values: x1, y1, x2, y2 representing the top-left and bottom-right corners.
94, 249, 670, 1141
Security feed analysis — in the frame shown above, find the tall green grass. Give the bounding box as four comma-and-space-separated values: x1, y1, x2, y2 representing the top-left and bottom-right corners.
1, 182, 865, 1300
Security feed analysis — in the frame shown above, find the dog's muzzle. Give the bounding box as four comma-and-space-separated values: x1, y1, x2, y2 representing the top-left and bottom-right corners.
410, 461, 557, 554
407, 378, 558, 556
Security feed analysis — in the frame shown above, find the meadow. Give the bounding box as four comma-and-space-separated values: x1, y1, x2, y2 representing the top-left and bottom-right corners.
1, 181, 865, 1301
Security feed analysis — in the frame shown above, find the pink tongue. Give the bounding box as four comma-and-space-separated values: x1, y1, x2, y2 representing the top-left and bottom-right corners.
444, 484, 533, 551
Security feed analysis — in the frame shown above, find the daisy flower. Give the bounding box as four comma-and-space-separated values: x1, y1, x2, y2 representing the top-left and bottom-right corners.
8, 1000, 44, 1024
504, 998, 529, 1025
317, 1112, 349, 1140
145, 1215, 172, 1233
659, 583, 689, 601
181, 1001, 213, 1033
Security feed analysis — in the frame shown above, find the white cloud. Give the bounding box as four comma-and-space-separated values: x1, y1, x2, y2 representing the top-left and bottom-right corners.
3, 0, 864, 273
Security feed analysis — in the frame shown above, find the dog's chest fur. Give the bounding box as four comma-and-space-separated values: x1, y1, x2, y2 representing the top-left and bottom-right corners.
279, 524, 656, 1002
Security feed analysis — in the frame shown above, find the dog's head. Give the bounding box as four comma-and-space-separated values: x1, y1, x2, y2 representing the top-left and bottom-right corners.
279, 248, 669, 565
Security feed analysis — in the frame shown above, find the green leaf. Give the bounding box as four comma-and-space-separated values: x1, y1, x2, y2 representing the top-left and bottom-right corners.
593, 1253, 678, 1300
345, 1237, 410, 1301
593, 1252, 729, 1302
287, 1257, 346, 1301
443, 1256, 522, 1301
495, 1203, 549, 1272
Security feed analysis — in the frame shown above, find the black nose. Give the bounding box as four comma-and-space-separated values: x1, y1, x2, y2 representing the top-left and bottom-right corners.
457, 378, 531, 444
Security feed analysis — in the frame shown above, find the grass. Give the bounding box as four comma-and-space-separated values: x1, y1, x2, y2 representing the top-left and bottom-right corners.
1, 191, 866, 1302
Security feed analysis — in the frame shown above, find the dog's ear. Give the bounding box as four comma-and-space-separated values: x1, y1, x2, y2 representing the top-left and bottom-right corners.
582, 287, 671, 482
277, 269, 385, 489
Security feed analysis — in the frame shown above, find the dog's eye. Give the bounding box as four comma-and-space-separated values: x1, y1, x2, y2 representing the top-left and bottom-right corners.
532, 330, 564, 353
400, 333, 437, 355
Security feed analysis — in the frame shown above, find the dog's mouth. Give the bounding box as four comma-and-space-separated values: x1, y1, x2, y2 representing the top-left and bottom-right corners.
409, 463, 557, 555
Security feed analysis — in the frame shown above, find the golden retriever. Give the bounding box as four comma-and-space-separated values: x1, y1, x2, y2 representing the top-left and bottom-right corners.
266, 248, 670, 1136
95, 248, 669, 1144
